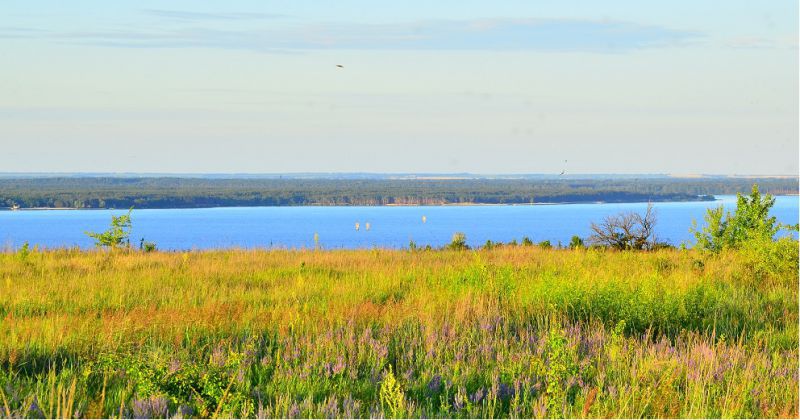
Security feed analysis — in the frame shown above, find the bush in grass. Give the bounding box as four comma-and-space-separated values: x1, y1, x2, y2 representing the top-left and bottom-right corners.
568, 236, 585, 249
692, 184, 799, 277
85, 208, 133, 250
447, 232, 469, 251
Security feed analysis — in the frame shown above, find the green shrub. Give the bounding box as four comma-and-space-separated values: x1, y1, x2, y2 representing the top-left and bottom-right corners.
16, 242, 31, 262
447, 232, 469, 251
691, 184, 798, 277
139, 238, 157, 253
568, 236, 584, 249
692, 184, 782, 252
379, 366, 406, 418
85, 208, 133, 250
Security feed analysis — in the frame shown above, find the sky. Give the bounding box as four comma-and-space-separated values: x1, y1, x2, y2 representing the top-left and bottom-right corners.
0, 1, 797, 175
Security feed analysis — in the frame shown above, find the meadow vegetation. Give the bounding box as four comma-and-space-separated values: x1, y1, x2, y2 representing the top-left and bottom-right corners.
0, 244, 797, 418
0, 186, 796, 418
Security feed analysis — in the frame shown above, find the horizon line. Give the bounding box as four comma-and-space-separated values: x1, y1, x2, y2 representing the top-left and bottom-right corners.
0, 171, 797, 178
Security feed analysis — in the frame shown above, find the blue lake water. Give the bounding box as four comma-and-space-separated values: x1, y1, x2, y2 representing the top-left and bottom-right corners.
0, 196, 797, 250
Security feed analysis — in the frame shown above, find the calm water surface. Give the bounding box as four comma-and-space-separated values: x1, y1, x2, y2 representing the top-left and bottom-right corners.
0, 196, 797, 250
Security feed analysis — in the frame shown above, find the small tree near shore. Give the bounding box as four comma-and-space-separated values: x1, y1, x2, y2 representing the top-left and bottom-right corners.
86, 208, 133, 250
447, 232, 469, 251
589, 203, 657, 250
691, 184, 798, 276
691, 184, 783, 252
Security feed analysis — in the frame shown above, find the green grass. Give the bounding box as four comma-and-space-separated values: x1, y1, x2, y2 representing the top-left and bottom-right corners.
0, 246, 797, 418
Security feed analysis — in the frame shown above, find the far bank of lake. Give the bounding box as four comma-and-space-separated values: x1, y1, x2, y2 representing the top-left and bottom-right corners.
0, 195, 797, 250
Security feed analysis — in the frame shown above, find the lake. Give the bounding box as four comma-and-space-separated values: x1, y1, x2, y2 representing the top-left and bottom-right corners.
0, 196, 797, 250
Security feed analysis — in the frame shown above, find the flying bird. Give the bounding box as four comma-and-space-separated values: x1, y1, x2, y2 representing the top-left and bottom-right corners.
336, 64, 344, 68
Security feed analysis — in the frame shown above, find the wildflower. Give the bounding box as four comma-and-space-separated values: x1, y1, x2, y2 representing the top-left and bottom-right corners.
498, 382, 515, 401
210, 346, 226, 367
322, 397, 340, 418
341, 395, 362, 418
470, 387, 486, 404
426, 375, 443, 395
288, 402, 300, 418
453, 387, 466, 411
177, 405, 194, 418
28, 397, 43, 418
256, 401, 270, 419
332, 356, 346, 375
168, 359, 181, 374
131, 396, 168, 419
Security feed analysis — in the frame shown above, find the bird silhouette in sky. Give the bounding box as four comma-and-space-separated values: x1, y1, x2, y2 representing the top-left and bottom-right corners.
336, 64, 344, 68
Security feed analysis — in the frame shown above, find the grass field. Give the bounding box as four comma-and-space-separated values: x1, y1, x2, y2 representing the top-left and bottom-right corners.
0, 246, 797, 418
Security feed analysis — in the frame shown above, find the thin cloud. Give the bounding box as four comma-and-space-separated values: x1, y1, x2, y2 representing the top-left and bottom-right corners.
0, 26, 48, 38
726, 36, 798, 50
143, 9, 288, 21
1, 18, 701, 53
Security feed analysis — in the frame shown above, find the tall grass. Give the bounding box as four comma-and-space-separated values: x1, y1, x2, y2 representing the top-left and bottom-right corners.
0, 246, 796, 418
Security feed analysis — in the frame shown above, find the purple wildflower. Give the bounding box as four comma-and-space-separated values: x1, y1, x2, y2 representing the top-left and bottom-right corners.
288, 402, 300, 418
427, 375, 443, 395
168, 359, 181, 374
210, 346, 226, 367
131, 396, 168, 419
322, 397, 340, 418
28, 397, 43, 417
341, 395, 361, 418
332, 356, 346, 375
470, 388, 486, 404
498, 383, 515, 401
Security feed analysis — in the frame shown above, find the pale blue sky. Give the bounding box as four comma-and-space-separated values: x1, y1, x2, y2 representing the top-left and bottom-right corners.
1, 1, 797, 174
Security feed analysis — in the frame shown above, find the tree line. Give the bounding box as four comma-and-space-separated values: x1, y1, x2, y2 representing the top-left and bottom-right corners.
0, 177, 796, 209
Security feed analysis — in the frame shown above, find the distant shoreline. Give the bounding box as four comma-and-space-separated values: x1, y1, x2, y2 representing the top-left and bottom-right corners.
3, 176, 796, 211
3, 193, 798, 211
0, 196, 746, 211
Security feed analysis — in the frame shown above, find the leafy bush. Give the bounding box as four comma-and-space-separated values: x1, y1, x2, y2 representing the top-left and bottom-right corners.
691, 184, 798, 277
522, 236, 534, 246
538, 240, 552, 249
85, 208, 133, 250
16, 242, 31, 262
139, 238, 157, 253
691, 185, 782, 252
447, 232, 469, 251
568, 236, 585, 249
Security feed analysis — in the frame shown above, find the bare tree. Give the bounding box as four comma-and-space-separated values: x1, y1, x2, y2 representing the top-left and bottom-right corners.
589, 203, 657, 250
